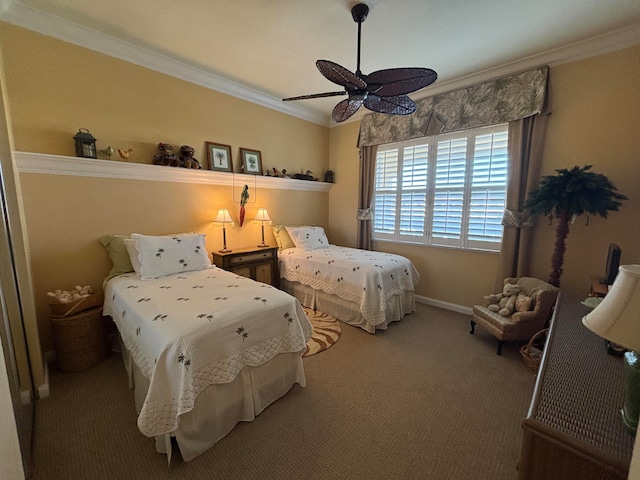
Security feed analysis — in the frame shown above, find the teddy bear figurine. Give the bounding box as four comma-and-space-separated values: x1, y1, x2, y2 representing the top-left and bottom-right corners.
153, 142, 182, 167
179, 145, 202, 169
484, 282, 522, 317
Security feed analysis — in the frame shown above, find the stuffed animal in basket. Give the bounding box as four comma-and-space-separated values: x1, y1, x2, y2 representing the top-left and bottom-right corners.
484, 282, 522, 317
47, 285, 93, 304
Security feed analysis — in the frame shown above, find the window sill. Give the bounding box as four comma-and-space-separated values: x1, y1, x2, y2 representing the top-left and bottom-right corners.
373, 238, 501, 254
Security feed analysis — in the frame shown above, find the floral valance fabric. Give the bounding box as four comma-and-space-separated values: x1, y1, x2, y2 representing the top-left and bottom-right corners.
357, 66, 548, 147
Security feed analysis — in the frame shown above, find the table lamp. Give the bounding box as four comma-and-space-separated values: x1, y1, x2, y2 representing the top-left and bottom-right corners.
213, 209, 234, 252
253, 208, 272, 248
582, 264, 640, 433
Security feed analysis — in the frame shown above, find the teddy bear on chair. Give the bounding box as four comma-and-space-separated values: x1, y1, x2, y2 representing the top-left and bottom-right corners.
484, 282, 522, 317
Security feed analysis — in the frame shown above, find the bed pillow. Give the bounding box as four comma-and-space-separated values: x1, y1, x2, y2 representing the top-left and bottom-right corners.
123, 238, 143, 275
285, 226, 330, 250
130, 233, 211, 279
272, 225, 296, 251
99, 234, 134, 281
515, 293, 533, 312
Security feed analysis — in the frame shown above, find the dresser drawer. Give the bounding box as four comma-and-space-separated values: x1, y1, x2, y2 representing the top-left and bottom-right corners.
212, 246, 279, 288
229, 251, 274, 265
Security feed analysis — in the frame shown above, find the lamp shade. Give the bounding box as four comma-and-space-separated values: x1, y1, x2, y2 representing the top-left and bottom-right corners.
253, 208, 272, 224
213, 209, 234, 227
582, 265, 640, 351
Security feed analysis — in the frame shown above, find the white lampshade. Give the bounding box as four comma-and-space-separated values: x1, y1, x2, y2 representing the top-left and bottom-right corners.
253, 208, 272, 224
213, 209, 234, 227
582, 265, 640, 351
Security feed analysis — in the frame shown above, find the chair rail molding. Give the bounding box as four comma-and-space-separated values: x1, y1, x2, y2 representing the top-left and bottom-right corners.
14, 152, 333, 192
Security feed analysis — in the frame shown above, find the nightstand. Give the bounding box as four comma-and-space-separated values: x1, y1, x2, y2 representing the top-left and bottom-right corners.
212, 246, 279, 287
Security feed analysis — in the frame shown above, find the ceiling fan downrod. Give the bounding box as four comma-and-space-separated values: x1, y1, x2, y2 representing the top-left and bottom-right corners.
352, 3, 369, 76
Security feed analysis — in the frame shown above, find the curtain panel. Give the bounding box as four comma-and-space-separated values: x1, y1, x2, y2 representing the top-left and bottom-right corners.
494, 114, 550, 292
356, 145, 378, 250
357, 66, 548, 147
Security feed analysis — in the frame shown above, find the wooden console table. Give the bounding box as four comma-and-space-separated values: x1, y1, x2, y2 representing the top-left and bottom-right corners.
518, 292, 634, 480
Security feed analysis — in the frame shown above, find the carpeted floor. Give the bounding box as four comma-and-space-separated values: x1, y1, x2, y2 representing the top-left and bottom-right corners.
30, 303, 536, 480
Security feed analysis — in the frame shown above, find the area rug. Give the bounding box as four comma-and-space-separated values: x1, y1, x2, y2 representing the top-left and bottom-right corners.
302, 307, 342, 357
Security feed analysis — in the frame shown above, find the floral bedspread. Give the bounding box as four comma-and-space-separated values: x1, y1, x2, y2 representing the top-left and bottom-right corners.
278, 246, 420, 327
103, 266, 311, 438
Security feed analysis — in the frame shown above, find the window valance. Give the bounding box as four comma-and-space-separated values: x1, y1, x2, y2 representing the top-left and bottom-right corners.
357, 66, 548, 147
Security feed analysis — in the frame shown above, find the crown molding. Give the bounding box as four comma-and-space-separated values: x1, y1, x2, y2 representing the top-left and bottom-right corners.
2, 1, 639, 129
14, 152, 333, 192
0, 1, 329, 126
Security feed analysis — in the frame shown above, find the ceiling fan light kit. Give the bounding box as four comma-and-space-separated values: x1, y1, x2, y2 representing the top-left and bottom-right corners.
283, 3, 437, 122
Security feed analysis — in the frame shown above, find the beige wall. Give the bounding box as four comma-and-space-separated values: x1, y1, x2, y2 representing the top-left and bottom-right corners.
327, 120, 360, 247
528, 45, 640, 292
3, 21, 640, 350
329, 44, 640, 307
19, 175, 328, 350
2, 24, 328, 175
0, 24, 330, 351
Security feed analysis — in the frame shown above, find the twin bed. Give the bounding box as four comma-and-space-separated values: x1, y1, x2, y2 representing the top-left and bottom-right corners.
274, 225, 420, 333
99, 227, 419, 462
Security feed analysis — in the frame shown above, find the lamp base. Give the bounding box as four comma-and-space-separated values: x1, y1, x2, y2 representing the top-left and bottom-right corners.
219, 248, 232, 253
622, 350, 640, 434
257, 243, 269, 248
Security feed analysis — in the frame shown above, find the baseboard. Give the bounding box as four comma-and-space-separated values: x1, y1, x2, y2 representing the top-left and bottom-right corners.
37, 354, 52, 399
415, 295, 473, 316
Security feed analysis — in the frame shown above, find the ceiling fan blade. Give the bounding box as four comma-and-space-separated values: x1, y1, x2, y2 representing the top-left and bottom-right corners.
282, 91, 347, 101
365, 68, 438, 97
332, 98, 364, 123
364, 94, 417, 116
316, 60, 367, 90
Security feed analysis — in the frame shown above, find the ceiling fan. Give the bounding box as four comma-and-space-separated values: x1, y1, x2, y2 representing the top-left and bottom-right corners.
282, 3, 437, 122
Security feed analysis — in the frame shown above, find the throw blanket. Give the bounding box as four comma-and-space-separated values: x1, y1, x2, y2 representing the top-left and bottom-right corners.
103, 267, 312, 438
279, 246, 420, 326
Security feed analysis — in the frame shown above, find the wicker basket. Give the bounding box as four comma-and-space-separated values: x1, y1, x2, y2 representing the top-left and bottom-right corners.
50, 305, 108, 372
520, 328, 549, 372
49, 294, 102, 317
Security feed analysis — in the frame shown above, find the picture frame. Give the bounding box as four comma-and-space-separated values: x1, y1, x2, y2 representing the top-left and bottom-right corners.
239, 148, 263, 175
206, 142, 233, 172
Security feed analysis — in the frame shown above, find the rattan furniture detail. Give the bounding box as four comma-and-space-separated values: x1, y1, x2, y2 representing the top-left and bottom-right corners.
51, 305, 108, 372
519, 292, 634, 479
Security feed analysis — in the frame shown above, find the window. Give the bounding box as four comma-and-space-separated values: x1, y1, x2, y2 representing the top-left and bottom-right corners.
373, 124, 508, 251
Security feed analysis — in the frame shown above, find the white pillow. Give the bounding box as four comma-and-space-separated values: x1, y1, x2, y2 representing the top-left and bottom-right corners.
129, 233, 211, 279
285, 226, 329, 250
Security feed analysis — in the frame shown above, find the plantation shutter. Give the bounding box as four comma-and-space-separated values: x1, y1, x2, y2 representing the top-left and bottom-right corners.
374, 149, 399, 236
372, 123, 508, 251
400, 144, 428, 237
468, 130, 508, 246
431, 137, 467, 246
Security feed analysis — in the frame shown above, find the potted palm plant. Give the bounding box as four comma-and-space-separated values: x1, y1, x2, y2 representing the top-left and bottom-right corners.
524, 165, 627, 287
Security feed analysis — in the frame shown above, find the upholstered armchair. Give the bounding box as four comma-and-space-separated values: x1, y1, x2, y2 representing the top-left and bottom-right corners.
470, 277, 559, 355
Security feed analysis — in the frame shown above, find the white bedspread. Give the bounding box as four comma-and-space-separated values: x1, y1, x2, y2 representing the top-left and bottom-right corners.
103, 267, 311, 438
278, 246, 419, 327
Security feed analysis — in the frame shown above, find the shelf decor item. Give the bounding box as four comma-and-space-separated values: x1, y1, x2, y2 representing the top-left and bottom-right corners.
239, 148, 263, 175
253, 208, 272, 248
582, 264, 640, 433
213, 209, 234, 253
206, 142, 233, 172
73, 128, 97, 158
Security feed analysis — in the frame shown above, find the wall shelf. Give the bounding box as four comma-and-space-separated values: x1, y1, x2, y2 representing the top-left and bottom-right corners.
14, 152, 333, 192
